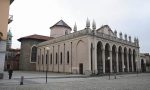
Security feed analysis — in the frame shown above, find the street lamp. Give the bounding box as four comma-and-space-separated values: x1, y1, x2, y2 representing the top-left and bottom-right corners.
46, 47, 50, 84
108, 57, 110, 80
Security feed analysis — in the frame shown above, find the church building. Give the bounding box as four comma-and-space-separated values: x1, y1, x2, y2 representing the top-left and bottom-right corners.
35, 19, 140, 75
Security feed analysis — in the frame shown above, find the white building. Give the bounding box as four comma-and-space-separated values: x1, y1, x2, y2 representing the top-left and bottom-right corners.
36, 19, 140, 75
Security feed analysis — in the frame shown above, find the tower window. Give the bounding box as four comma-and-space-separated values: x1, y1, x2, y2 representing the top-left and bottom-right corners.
31, 46, 37, 63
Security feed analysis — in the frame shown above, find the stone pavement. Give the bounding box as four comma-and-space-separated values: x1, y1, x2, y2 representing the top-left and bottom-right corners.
0, 71, 150, 90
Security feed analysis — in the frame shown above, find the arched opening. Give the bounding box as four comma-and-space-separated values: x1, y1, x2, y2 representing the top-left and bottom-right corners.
105, 43, 110, 73
97, 41, 103, 74
141, 59, 146, 72
128, 49, 132, 72
124, 48, 128, 72
133, 50, 136, 72
118, 46, 122, 72
112, 45, 117, 73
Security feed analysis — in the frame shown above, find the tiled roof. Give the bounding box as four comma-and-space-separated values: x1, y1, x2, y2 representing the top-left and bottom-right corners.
50, 20, 71, 29
18, 34, 53, 42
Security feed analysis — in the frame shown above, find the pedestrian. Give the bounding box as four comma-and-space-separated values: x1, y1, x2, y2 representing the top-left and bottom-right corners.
8, 67, 13, 79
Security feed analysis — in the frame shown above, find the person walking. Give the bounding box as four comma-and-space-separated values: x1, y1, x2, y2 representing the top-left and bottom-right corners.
8, 68, 13, 79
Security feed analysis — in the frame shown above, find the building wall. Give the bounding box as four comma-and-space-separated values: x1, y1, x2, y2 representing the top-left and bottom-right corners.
50, 26, 71, 38
36, 35, 90, 74
4, 49, 20, 70
37, 28, 139, 75
20, 40, 42, 71
0, 0, 9, 40
0, 0, 11, 79
0, 41, 6, 72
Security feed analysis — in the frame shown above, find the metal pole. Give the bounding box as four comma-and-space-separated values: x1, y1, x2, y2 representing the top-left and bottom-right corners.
46, 68, 47, 83
46, 54, 48, 84
45, 47, 49, 84
109, 71, 110, 80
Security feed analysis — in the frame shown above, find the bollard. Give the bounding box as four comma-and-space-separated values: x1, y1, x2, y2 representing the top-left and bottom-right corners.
20, 76, 24, 85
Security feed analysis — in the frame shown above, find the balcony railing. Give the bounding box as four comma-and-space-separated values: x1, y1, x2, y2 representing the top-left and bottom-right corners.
8, 15, 13, 24
10, 0, 14, 5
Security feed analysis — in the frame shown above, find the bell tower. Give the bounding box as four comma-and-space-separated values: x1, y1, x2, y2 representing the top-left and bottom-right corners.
50, 20, 72, 38
6, 30, 12, 49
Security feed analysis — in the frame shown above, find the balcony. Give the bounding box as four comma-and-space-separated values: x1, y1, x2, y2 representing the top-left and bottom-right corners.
10, 0, 14, 5
8, 15, 13, 24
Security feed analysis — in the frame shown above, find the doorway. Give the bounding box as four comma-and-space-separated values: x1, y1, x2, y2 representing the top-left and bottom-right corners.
79, 63, 83, 74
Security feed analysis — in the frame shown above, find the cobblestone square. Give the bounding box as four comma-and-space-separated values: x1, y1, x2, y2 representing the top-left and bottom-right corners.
0, 71, 150, 90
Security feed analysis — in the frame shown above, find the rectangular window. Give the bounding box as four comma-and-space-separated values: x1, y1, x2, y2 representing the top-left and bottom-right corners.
46, 54, 48, 64
60, 52, 62, 64
50, 53, 52, 64
67, 51, 69, 64
56, 53, 58, 64
42, 54, 44, 64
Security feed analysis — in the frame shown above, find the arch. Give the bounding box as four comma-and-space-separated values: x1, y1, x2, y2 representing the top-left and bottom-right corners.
133, 49, 136, 71
118, 46, 122, 72
76, 40, 86, 74
112, 45, 117, 73
97, 41, 103, 74
30, 45, 37, 63
128, 48, 132, 72
124, 47, 128, 72
141, 59, 146, 72
105, 43, 110, 73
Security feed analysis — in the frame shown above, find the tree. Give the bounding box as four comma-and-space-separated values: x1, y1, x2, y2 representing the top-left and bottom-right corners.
0, 32, 3, 40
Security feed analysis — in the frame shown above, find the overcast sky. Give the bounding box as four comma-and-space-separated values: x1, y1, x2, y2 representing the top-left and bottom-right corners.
9, 0, 150, 53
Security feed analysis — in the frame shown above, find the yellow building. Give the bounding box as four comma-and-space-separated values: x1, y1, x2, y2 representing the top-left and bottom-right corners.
0, 0, 14, 79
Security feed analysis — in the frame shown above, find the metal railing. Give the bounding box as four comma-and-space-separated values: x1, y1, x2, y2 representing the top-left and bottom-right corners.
8, 15, 13, 24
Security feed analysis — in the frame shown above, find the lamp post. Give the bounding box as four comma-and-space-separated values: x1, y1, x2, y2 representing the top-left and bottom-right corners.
46, 47, 50, 84
108, 57, 110, 80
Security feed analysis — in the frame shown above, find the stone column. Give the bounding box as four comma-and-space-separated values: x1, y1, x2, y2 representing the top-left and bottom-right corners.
94, 43, 97, 74
102, 49, 105, 74
131, 53, 134, 72
127, 50, 129, 72
121, 51, 124, 72
109, 50, 113, 73
116, 50, 119, 73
